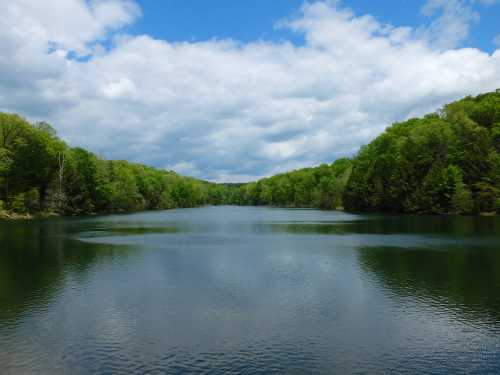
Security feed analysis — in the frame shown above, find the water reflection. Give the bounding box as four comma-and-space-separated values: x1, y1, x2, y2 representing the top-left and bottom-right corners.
265, 214, 500, 237
0, 219, 136, 321
1, 207, 500, 374
359, 245, 500, 322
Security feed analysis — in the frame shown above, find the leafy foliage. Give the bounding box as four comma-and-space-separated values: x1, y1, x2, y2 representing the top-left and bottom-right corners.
233, 159, 352, 210
1, 90, 499, 217
0, 114, 229, 215
343, 90, 500, 214
232, 90, 500, 215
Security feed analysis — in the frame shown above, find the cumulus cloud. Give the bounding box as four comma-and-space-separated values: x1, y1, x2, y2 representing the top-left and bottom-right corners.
2, 0, 140, 55
0, 0, 500, 182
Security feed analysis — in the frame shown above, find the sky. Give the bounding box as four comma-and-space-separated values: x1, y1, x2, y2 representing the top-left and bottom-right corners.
1, 0, 500, 182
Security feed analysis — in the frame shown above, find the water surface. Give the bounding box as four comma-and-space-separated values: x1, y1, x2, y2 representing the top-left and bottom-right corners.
1, 206, 500, 374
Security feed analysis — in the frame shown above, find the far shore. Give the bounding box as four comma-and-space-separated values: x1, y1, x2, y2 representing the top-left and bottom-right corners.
0, 206, 498, 221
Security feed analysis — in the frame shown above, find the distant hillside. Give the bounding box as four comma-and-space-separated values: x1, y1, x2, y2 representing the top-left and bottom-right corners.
0, 113, 229, 217
232, 90, 500, 215
343, 90, 500, 214
2, 90, 499, 218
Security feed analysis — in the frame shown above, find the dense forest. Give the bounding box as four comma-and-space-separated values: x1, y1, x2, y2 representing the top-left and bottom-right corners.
0, 113, 230, 218
231, 90, 500, 215
343, 90, 500, 214
1, 90, 499, 218
232, 158, 352, 210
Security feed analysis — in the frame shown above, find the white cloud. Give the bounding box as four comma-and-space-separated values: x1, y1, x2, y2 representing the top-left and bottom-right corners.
420, 0, 479, 49
0, 1, 500, 182
419, 0, 500, 50
166, 161, 201, 177
1, 0, 140, 55
103, 77, 137, 99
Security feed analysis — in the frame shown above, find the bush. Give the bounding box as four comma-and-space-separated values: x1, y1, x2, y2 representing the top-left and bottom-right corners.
495, 198, 500, 213
11, 193, 27, 213
25, 188, 40, 212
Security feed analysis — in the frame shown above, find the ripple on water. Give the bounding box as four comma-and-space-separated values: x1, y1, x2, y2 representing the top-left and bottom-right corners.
1, 207, 500, 374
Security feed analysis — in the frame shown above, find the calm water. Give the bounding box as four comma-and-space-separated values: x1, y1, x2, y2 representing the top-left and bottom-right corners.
1, 206, 500, 374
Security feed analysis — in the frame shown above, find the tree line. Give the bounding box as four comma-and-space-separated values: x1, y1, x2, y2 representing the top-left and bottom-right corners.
343, 90, 500, 214
0, 113, 228, 217
230, 90, 500, 215
1, 90, 499, 217
230, 158, 352, 210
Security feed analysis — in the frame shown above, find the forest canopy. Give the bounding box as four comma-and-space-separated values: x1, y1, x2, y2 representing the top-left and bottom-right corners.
230, 90, 500, 215
343, 90, 500, 214
0, 113, 228, 217
1, 90, 499, 217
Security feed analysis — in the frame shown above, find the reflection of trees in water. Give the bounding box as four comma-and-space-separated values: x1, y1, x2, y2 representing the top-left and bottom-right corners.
0, 219, 134, 321
359, 245, 500, 320
267, 215, 500, 236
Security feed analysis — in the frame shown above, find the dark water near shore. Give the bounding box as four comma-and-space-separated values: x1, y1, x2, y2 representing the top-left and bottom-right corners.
1, 206, 500, 374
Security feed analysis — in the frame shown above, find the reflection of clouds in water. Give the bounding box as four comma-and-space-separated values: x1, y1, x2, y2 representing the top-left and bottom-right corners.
2, 207, 500, 374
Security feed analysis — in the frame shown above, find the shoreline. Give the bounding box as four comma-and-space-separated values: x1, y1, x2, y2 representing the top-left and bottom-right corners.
0, 206, 497, 221
0, 211, 33, 220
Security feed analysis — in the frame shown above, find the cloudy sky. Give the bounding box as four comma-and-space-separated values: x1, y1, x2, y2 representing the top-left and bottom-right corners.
1, 0, 500, 182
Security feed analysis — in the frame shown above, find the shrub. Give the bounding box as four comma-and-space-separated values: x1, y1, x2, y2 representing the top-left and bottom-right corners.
495, 198, 500, 213
25, 188, 40, 212
11, 193, 27, 213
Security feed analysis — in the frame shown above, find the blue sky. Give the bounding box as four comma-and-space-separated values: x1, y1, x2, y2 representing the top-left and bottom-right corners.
127, 0, 500, 52
0, 0, 499, 181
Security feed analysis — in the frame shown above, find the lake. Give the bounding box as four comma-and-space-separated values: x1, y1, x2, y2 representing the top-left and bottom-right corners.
1, 206, 500, 374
